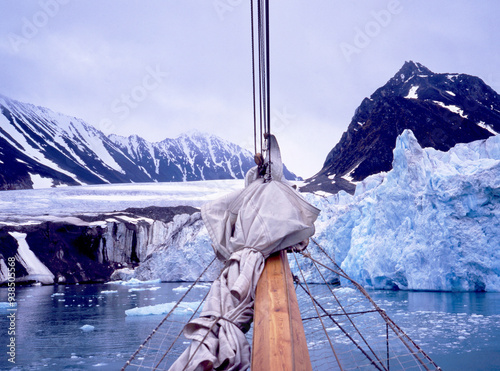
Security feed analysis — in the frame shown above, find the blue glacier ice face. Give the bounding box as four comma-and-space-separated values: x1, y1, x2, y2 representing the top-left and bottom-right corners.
310, 130, 500, 292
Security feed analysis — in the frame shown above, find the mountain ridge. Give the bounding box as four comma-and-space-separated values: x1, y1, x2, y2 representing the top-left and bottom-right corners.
0, 94, 300, 190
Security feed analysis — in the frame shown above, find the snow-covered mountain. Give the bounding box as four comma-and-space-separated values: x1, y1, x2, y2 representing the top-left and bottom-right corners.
0, 94, 139, 189
302, 61, 500, 194
107, 131, 255, 182
0, 94, 299, 190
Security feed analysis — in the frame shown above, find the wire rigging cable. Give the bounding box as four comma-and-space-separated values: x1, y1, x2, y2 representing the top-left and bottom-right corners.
251, 0, 271, 167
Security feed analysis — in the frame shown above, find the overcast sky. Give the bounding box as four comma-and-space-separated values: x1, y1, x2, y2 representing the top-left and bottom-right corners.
1, 0, 499, 178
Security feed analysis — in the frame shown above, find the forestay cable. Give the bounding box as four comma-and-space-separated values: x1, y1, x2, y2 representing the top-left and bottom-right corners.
250, 0, 272, 178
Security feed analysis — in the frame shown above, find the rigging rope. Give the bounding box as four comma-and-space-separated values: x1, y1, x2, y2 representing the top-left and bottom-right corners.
122, 238, 442, 371
293, 250, 386, 371
250, 0, 258, 155
122, 257, 218, 370
153, 289, 211, 370
298, 241, 441, 371
305, 249, 388, 370
291, 250, 344, 370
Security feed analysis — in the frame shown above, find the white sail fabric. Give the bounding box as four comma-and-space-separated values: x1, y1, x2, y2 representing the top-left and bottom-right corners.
169, 135, 320, 370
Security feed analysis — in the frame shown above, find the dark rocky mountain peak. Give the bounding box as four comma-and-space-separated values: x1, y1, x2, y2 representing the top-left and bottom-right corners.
394, 60, 433, 82
301, 61, 500, 195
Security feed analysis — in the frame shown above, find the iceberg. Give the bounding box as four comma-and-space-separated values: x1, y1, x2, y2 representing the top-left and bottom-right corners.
311, 130, 500, 292
0, 302, 14, 309
172, 284, 211, 293
80, 324, 95, 332
125, 301, 201, 316
128, 287, 161, 292
106, 278, 162, 286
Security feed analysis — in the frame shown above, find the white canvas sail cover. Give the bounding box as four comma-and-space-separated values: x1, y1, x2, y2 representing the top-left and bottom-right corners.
169, 135, 320, 370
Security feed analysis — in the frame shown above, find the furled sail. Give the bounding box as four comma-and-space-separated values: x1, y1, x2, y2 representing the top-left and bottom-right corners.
168, 135, 320, 370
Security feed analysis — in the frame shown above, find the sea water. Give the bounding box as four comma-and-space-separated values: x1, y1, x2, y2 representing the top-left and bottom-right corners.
0, 282, 499, 370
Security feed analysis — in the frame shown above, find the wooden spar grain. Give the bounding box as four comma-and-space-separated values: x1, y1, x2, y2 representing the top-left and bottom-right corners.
252, 250, 312, 371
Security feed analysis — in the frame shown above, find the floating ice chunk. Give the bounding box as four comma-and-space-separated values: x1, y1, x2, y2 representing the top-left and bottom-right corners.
0, 302, 16, 309
80, 324, 95, 332
191, 283, 211, 290
51, 292, 65, 297
125, 301, 201, 316
108, 278, 161, 286
172, 284, 210, 293
100, 290, 118, 294
105, 280, 123, 284
172, 285, 189, 292
333, 287, 357, 295
128, 287, 161, 292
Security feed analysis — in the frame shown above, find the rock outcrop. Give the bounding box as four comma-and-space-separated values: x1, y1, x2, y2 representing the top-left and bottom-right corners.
0, 206, 201, 284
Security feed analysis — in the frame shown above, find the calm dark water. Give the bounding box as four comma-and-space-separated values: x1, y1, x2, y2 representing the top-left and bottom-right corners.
1, 283, 499, 370
366, 290, 500, 371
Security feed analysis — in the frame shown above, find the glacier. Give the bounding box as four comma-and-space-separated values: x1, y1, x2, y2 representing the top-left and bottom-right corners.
0, 206, 204, 284
118, 130, 499, 292
310, 130, 500, 292
111, 221, 224, 282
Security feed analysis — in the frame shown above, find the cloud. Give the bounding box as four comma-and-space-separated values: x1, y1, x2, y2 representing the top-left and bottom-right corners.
0, 0, 499, 179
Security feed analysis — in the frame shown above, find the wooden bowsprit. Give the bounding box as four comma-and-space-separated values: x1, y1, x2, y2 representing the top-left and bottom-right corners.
252, 250, 313, 370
